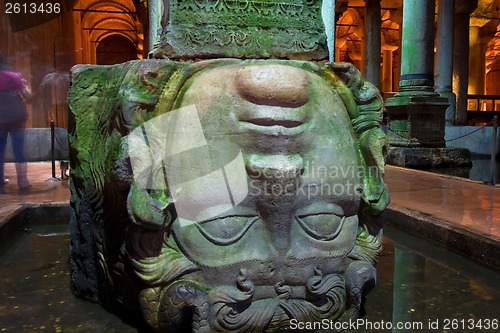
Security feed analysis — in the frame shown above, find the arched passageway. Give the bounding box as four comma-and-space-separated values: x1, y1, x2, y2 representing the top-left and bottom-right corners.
96, 34, 138, 65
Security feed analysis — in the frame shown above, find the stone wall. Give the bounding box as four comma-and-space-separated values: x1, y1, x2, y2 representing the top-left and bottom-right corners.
445, 126, 500, 156
3, 128, 69, 162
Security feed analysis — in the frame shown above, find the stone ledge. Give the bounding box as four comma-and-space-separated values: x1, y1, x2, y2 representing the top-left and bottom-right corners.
382, 205, 500, 271
385, 146, 472, 168
0, 203, 71, 247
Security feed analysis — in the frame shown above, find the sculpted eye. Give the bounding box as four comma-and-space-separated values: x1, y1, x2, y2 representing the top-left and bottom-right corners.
295, 202, 346, 241
295, 214, 345, 241
193, 206, 258, 246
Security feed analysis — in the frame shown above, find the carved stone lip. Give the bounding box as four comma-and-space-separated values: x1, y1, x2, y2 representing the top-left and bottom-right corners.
236, 105, 310, 136
238, 119, 308, 136
296, 201, 345, 218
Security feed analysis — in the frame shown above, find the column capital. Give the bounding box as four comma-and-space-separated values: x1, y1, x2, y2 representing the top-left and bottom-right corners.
383, 44, 398, 51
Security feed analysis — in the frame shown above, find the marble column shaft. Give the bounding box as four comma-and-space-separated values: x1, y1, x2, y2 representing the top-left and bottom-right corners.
148, 0, 162, 53
435, 0, 456, 126
453, 11, 470, 125
399, 0, 435, 90
468, 26, 487, 95
382, 49, 394, 92
384, 0, 472, 166
364, 0, 381, 89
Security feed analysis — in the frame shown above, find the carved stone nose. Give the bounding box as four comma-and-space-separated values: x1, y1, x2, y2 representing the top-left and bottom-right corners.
235, 64, 310, 108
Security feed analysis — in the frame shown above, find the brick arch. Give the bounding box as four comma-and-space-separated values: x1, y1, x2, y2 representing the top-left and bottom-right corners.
96, 34, 138, 65
336, 8, 363, 65
75, 0, 144, 63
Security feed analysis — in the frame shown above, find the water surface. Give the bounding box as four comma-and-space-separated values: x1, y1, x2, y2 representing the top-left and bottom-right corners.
0, 223, 498, 332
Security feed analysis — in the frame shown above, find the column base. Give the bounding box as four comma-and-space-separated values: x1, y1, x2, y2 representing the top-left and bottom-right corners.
385, 146, 472, 168
385, 93, 448, 147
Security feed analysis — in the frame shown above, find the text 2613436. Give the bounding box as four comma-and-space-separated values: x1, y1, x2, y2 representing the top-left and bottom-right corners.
5, 2, 61, 14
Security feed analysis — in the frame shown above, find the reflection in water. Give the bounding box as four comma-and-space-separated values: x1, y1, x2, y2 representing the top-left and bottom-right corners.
391, 247, 426, 331
0, 223, 498, 332
365, 226, 500, 333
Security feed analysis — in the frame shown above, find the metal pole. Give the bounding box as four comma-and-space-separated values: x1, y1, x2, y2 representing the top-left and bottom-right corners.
491, 116, 498, 185
51, 120, 56, 179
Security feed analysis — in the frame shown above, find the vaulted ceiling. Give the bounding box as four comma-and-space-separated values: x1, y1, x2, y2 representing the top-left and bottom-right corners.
74, 0, 147, 58
336, 0, 500, 71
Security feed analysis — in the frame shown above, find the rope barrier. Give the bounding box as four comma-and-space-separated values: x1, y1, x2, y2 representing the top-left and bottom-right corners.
52, 131, 67, 151
386, 120, 493, 146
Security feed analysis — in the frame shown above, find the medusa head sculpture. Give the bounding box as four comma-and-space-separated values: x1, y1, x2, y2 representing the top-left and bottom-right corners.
69, 59, 389, 332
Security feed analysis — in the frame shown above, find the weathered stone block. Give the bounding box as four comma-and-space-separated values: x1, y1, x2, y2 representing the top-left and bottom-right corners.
151, 0, 328, 60
385, 94, 449, 148
385, 147, 472, 168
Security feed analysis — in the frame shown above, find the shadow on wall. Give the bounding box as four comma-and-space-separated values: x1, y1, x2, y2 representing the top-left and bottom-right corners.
4, 128, 68, 162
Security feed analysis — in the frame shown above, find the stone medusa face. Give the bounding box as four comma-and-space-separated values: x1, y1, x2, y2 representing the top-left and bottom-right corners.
70, 59, 387, 333
164, 63, 364, 287
177, 63, 363, 210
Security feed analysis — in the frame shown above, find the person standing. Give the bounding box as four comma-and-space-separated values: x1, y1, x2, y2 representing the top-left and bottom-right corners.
0, 53, 32, 192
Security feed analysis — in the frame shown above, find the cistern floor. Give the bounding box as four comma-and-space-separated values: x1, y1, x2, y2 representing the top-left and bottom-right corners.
0, 162, 69, 221
385, 165, 500, 242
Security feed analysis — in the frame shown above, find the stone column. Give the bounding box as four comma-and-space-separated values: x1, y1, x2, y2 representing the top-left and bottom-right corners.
334, 3, 348, 62
435, 0, 456, 126
384, 0, 471, 167
399, 0, 435, 91
468, 25, 487, 95
336, 38, 347, 62
363, 0, 381, 88
386, 0, 447, 147
453, 1, 478, 125
148, 0, 163, 53
382, 45, 398, 92
90, 42, 97, 64
453, 12, 469, 125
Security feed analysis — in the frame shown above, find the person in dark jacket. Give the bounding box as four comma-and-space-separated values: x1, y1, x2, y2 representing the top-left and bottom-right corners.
0, 53, 32, 192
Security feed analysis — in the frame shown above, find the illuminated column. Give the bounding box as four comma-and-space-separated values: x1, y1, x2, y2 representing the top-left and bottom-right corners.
72, 11, 83, 64
469, 25, 488, 95
385, 0, 448, 148
399, 0, 435, 90
382, 45, 398, 92
336, 38, 347, 62
363, 0, 381, 88
435, 0, 456, 126
394, 22, 402, 90
351, 52, 363, 74
90, 41, 97, 64
384, 0, 471, 167
453, 1, 478, 125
